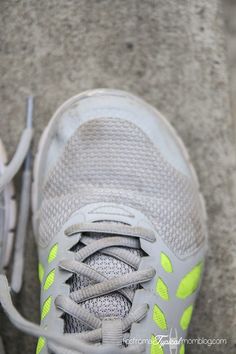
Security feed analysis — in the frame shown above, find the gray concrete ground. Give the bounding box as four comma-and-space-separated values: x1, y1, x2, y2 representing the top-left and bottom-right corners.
225, 0, 236, 129
0, 0, 236, 353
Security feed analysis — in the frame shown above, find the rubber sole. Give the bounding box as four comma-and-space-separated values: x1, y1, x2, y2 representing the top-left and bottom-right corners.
0, 139, 17, 268
32, 89, 207, 238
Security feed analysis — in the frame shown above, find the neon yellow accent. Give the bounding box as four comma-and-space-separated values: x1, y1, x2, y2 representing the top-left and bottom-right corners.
153, 304, 167, 330
48, 243, 58, 263
43, 269, 56, 290
156, 277, 169, 300
176, 262, 203, 299
180, 305, 193, 330
36, 337, 45, 354
150, 335, 164, 354
38, 263, 44, 284
160, 252, 173, 273
179, 343, 185, 354
41, 296, 52, 320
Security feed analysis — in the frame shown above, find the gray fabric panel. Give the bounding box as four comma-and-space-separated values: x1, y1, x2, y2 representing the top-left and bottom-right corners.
40, 118, 204, 257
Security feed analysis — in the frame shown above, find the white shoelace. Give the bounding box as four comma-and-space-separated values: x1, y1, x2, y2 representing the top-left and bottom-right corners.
0, 222, 156, 354
0, 96, 33, 291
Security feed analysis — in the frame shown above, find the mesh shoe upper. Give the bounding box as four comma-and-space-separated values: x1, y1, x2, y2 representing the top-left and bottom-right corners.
40, 117, 205, 258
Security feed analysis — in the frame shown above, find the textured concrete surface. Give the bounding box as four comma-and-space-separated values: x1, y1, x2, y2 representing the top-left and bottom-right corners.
0, 0, 236, 353
225, 0, 236, 127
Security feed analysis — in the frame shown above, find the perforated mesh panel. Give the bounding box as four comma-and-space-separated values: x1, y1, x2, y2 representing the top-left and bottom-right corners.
150, 335, 164, 354
41, 296, 52, 320
36, 337, 45, 354
153, 304, 167, 330
176, 262, 203, 299
43, 269, 55, 290
40, 118, 205, 258
180, 305, 193, 331
156, 277, 169, 300
48, 243, 58, 263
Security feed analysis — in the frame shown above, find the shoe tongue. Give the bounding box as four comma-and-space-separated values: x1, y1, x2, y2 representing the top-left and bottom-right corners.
64, 230, 139, 334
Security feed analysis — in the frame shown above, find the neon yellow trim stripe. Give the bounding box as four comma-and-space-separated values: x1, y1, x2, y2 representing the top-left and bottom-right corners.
48, 243, 58, 263
180, 305, 193, 330
150, 335, 164, 354
153, 304, 168, 330
160, 252, 173, 273
179, 343, 185, 354
41, 296, 52, 320
43, 269, 55, 290
38, 263, 44, 284
156, 277, 169, 300
36, 337, 45, 354
176, 262, 203, 299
